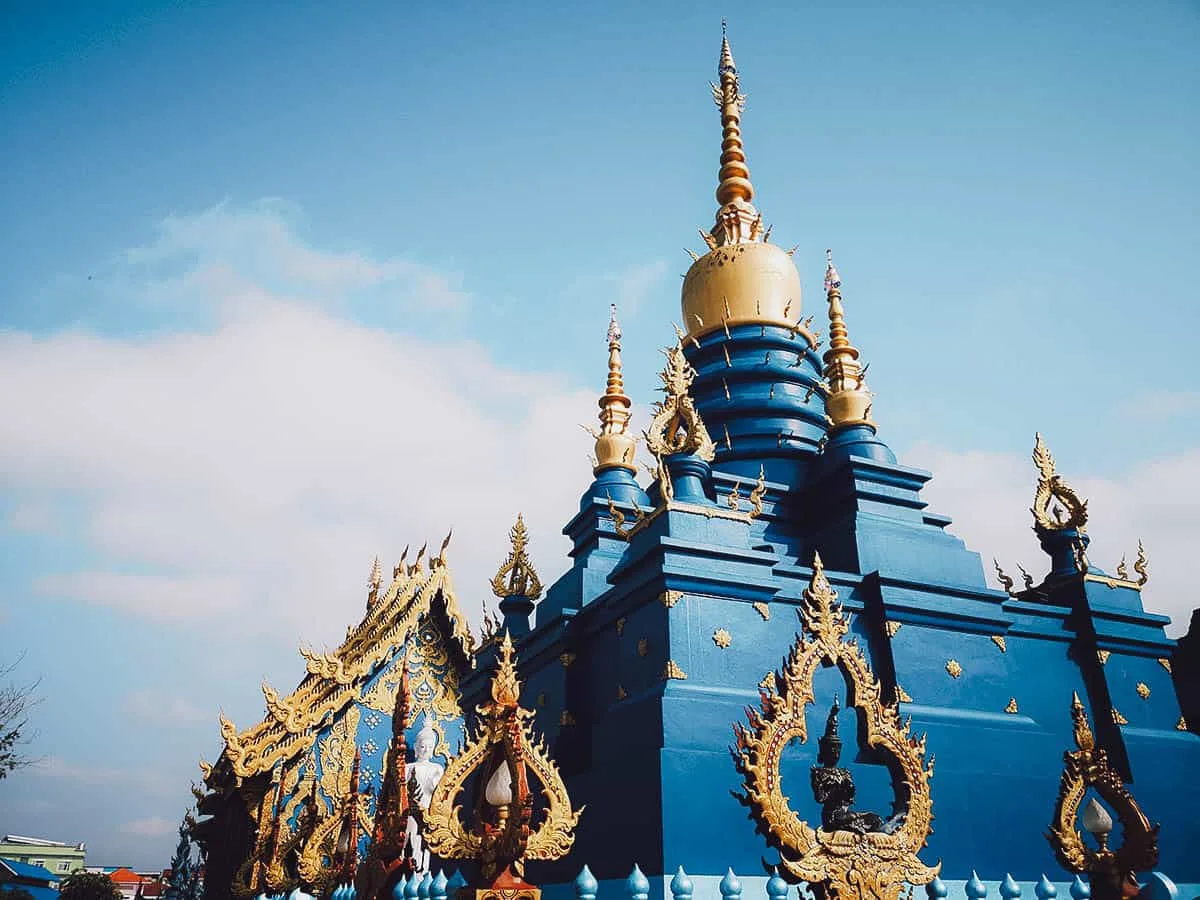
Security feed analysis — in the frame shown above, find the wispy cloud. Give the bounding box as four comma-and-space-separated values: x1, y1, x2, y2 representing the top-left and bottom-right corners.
1117, 390, 1200, 423
121, 690, 208, 726
568, 259, 669, 316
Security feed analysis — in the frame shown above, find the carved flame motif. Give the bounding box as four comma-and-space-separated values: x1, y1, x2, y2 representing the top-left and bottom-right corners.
1031, 433, 1089, 532
424, 634, 582, 885
732, 552, 939, 900
1047, 693, 1159, 883
644, 343, 716, 462
490, 514, 543, 601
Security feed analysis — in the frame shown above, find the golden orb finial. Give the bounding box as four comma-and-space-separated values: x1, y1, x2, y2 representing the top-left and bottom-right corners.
822, 250, 874, 429
592, 304, 638, 475
681, 26, 802, 340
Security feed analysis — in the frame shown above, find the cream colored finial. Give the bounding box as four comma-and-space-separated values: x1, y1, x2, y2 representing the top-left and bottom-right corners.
821, 250, 873, 429
592, 304, 638, 475
367, 555, 383, 607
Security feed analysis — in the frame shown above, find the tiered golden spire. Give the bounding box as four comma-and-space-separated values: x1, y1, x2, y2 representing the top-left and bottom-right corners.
706, 22, 764, 248
681, 26, 802, 340
591, 305, 637, 474
822, 251, 874, 428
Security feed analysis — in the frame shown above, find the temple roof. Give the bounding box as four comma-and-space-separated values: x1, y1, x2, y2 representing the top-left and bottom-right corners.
211, 546, 474, 781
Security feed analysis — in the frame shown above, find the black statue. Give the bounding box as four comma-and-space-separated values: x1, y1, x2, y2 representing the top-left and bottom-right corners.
809, 695, 902, 835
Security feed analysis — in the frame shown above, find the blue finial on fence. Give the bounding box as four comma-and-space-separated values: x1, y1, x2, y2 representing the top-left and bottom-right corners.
419, 872, 432, 900
431, 871, 449, 900
394, 877, 408, 900
720, 868, 743, 900
966, 871, 988, 900
1035, 876, 1058, 900
333, 886, 345, 900
927, 878, 949, 900
1069, 877, 1090, 900
404, 873, 420, 900
627, 864, 650, 900
575, 866, 598, 900
446, 872, 467, 897
766, 867, 789, 900
671, 867, 694, 900
1000, 874, 1022, 900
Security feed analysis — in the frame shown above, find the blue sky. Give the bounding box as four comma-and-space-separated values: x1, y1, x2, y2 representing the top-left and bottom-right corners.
1, 0, 1197, 869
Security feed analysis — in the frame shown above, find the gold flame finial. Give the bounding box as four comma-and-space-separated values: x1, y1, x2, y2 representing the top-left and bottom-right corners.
821, 250, 873, 428
367, 556, 383, 607
592, 304, 638, 475
491, 513, 543, 601
491, 632, 521, 707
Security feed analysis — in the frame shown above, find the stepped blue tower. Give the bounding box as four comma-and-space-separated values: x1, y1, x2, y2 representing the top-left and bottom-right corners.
460, 31, 1200, 897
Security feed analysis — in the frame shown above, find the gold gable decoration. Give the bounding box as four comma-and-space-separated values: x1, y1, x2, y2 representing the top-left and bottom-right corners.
733, 552, 939, 900
1047, 693, 1159, 900
425, 634, 582, 900
219, 557, 475, 779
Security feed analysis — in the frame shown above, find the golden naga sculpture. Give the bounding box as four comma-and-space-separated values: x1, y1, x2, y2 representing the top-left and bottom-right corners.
425, 633, 582, 900
733, 552, 939, 900
1047, 693, 1159, 900
491, 514, 543, 601
1031, 433, 1089, 532
644, 342, 716, 463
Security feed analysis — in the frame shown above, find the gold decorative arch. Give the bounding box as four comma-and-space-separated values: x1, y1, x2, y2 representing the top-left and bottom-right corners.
644, 342, 715, 463
1031, 433, 1088, 532
425, 634, 581, 897
733, 552, 939, 900
1047, 693, 1158, 892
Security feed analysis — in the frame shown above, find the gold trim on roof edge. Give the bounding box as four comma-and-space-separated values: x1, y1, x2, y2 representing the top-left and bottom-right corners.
220, 560, 475, 779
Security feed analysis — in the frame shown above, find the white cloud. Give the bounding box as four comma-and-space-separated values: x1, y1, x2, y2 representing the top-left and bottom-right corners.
912, 440, 1200, 637
119, 816, 176, 838
0, 204, 595, 647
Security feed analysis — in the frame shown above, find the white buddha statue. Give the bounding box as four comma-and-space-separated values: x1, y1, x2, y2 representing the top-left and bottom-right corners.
404, 716, 444, 873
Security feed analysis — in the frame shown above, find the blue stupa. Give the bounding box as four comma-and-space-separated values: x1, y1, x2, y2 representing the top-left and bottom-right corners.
458, 29, 1199, 900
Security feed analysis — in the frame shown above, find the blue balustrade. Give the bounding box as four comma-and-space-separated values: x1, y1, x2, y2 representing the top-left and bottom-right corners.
419, 873, 432, 900
966, 872, 988, 900
626, 865, 650, 900
1036, 875, 1059, 900
575, 866, 598, 900
393, 876, 408, 900
1000, 874, 1022, 900
670, 867, 694, 900
719, 868, 742, 900
431, 870, 449, 900
1069, 877, 1091, 900
766, 868, 789, 900
404, 874, 420, 900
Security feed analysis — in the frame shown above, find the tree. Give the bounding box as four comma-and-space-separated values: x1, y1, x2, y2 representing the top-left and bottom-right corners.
0, 887, 37, 900
0, 653, 41, 780
58, 873, 122, 900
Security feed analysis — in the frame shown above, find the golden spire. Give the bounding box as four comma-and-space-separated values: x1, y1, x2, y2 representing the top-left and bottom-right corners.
592, 304, 638, 474
707, 23, 764, 248
821, 250, 874, 428
490, 513, 543, 601
367, 555, 383, 607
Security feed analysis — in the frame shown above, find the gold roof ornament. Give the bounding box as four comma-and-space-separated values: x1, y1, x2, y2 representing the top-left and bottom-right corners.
733, 552, 939, 900
368, 556, 383, 608
424, 633, 583, 900
644, 342, 716, 463
587, 305, 638, 475
1031, 433, 1089, 532
822, 251, 874, 429
1047, 693, 1159, 900
490, 514, 543, 601
680, 26, 804, 340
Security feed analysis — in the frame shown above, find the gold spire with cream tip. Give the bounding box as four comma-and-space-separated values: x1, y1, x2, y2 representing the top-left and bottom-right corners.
681, 25, 803, 340
822, 250, 874, 428
591, 304, 638, 474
